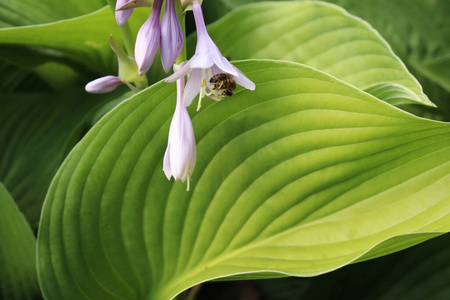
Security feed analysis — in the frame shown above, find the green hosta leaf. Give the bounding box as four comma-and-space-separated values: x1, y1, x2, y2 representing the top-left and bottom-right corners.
0, 6, 150, 75
38, 60, 450, 300
364, 83, 426, 107
323, 0, 450, 118
0, 89, 129, 228
191, 1, 433, 107
325, 0, 450, 64
0, 60, 49, 92
0, 0, 105, 27
0, 182, 40, 300
259, 233, 450, 300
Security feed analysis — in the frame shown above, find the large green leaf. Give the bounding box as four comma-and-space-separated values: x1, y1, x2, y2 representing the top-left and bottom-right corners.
38, 60, 450, 300
0, 6, 150, 75
0, 182, 40, 300
0, 89, 130, 228
191, 1, 433, 107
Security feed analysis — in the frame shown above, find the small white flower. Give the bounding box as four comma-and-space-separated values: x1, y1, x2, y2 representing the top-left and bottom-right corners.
165, 0, 255, 110
163, 77, 196, 191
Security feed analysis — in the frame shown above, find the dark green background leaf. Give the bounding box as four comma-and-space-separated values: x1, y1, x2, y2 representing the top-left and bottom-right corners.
0, 89, 129, 228
0, 182, 40, 300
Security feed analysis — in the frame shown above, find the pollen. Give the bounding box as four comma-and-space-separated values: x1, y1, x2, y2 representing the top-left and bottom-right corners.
201, 79, 206, 87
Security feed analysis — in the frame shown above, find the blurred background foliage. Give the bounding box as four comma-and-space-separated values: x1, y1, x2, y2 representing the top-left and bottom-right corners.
0, 0, 449, 299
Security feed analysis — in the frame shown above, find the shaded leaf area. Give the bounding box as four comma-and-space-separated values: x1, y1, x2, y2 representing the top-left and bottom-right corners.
190, 1, 432, 107
257, 232, 450, 300
38, 60, 450, 300
0, 0, 105, 27
0, 6, 151, 76
325, 0, 450, 118
0, 60, 50, 92
0, 182, 41, 300
0, 88, 130, 228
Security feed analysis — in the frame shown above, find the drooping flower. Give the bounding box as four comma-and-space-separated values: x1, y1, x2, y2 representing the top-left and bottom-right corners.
115, 0, 134, 26
160, 0, 184, 73
163, 76, 197, 191
115, 0, 153, 26
165, 0, 255, 110
85, 35, 147, 94
135, 0, 163, 75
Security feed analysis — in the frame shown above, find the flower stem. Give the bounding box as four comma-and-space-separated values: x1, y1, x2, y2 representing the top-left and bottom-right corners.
106, 0, 135, 55
175, 0, 187, 64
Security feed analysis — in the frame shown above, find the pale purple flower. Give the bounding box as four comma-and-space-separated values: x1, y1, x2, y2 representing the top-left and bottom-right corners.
85, 35, 146, 94
163, 77, 197, 191
85, 76, 123, 93
115, 0, 134, 26
115, 0, 153, 25
165, 0, 255, 109
135, 0, 163, 75
160, 0, 184, 73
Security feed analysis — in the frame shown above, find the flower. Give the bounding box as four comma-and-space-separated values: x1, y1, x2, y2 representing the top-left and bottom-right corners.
115, 0, 134, 26
160, 0, 184, 73
163, 76, 197, 191
135, 0, 163, 75
85, 76, 123, 93
165, 0, 255, 110
115, 0, 153, 26
85, 35, 147, 94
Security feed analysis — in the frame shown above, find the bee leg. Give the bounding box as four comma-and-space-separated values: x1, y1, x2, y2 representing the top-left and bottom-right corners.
218, 81, 224, 90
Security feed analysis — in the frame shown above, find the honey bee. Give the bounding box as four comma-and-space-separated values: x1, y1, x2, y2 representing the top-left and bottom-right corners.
209, 73, 236, 98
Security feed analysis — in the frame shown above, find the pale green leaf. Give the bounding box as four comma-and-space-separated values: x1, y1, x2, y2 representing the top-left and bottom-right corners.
324, 0, 450, 118
0, 182, 40, 300
38, 60, 450, 300
191, 1, 433, 106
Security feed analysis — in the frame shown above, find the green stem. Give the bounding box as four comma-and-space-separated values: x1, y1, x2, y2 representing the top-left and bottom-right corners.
106, 0, 135, 55
175, 0, 187, 64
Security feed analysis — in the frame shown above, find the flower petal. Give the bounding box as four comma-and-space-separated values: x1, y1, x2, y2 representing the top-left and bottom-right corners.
135, 0, 163, 75
160, 0, 184, 73
232, 66, 256, 90
85, 76, 123, 93
166, 77, 196, 181
183, 68, 203, 107
165, 61, 191, 82
115, 0, 134, 26
191, 1, 237, 75
163, 143, 172, 180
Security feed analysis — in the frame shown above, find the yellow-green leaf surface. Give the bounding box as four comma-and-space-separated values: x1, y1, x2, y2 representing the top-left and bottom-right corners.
193, 1, 433, 107
0, 6, 150, 74
38, 60, 450, 300
0, 183, 40, 300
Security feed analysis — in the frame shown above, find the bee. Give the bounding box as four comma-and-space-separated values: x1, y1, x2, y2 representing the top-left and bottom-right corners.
209, 73, 236, 98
